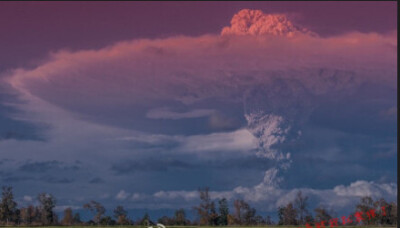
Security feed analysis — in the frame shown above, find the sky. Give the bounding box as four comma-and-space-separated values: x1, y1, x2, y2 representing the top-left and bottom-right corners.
0, 1, 397, 221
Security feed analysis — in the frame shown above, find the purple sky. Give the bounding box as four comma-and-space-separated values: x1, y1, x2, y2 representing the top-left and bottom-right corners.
0, 1, 396, 70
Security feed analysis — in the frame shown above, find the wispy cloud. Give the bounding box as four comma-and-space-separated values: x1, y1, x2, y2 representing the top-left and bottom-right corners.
146, 107, 215, 120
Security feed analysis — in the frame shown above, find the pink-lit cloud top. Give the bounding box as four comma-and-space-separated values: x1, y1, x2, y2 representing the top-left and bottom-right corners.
7, 10, 396, 113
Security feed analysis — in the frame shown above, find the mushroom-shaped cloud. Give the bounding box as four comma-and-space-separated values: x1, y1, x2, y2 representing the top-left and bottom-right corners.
221, 9, 315, 37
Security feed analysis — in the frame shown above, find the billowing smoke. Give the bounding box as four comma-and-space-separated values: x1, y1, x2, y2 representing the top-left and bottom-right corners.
245, 112, 289, 160
221, 9, 315, 37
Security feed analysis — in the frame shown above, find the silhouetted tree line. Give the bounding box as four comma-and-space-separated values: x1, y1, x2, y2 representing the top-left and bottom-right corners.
276, 191, 397, 227
191, 187, 269, 226
0, 186, 397, 226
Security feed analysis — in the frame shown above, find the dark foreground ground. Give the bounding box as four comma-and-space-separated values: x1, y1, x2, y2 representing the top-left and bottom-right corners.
3, 226, 397, 228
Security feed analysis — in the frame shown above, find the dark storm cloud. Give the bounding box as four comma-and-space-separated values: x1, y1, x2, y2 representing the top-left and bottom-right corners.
2, 175, 74, 184
18, 160, 80, 173
0, 160, 80, 184
2, 175, 31, 182
309, 82, 396, 137
41, 176, 74, 184
89, 177, 104, 184
111, 156, 275, 175
206, 156, 275, 170
111, 159, 193, 175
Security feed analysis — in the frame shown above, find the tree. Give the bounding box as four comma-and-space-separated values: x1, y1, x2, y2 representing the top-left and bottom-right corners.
294, 190, 309, 225
233, 199, 243, 225
227, 214, 235, 225
113, 205, 127, 218
194, 187, 212, 225
13, 208, 20, 225
304, 214, 314, 226
218, 198, 229, 225
373, 198, 397, 225
114, 205, 130, 225
209, 201, 219, 225
0, 186, 18, 225
73, 213, 81, 225
20, 205, 36, 225
34, 206, 42, 225
174, 208, 188, 225
253, 215, 265, 225
355, 196, 375, 225
61, 207, 73, 225
242, 204, 256, 225
314, 206, 332, 224
83, 200, 105, 224
387, 202, 397, 225
99, 215, 115, 225
137, 212, 152, 226
265, 215, 273, 225
37, 193, 56, 225
374, 198, 388, 224
158, 216, 173, 225
232, 199, 257, 225
277, 207, 284, 225
279, 203, 298, 225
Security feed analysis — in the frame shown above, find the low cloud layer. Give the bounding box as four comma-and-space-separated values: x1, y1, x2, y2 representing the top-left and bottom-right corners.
109, 169, 396, 213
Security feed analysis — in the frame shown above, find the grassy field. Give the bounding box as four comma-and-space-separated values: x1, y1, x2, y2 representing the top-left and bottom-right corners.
2, 226, 397, 228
